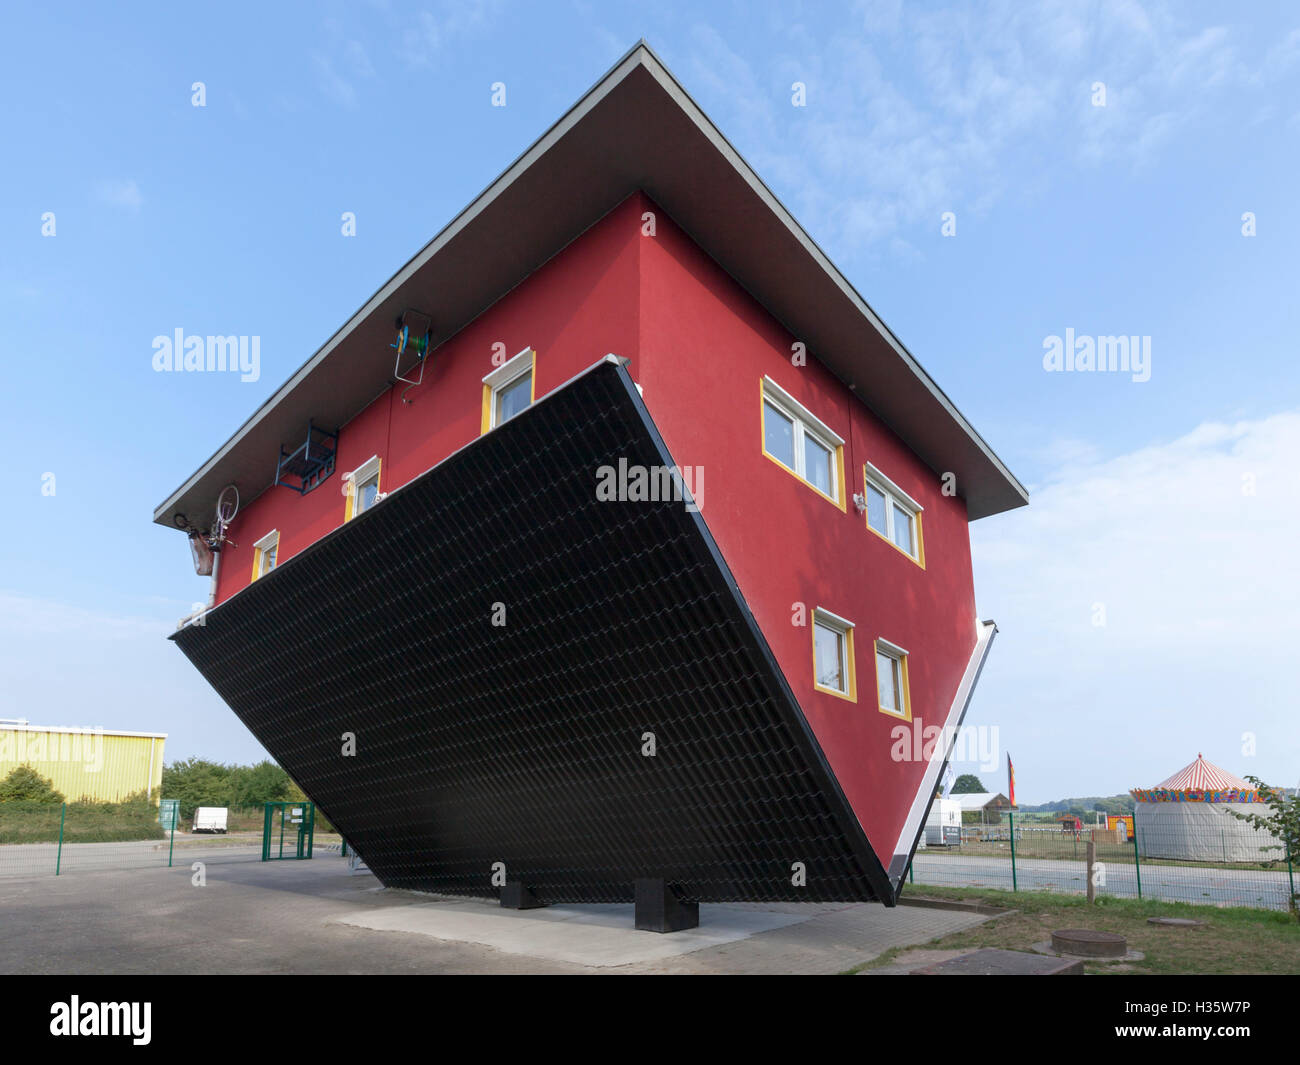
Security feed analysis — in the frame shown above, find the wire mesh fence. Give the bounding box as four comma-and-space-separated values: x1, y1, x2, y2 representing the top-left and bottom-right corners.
0, 802, 343, 878
908, 813, 1297, 912
3, 799, 1291, 910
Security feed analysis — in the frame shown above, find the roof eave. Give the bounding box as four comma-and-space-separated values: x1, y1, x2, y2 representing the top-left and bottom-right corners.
153, 40, 1027, 530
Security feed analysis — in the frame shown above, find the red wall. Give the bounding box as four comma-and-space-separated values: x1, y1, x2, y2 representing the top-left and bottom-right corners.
636, 193, 978, 860
215, 194, 643, 605
212, 189, 979, 863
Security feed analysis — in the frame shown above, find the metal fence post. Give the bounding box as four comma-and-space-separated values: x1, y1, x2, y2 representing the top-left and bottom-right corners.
1132, 824, 1142, 900
1287, 846, 1296, 914
908, 859, 913, 884
1009, 811, 1018, 891
168, 814, 176, 868
55, 802, 66, 876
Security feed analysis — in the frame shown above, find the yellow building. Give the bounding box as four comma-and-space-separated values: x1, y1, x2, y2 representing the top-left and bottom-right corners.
0, 723, 166, 803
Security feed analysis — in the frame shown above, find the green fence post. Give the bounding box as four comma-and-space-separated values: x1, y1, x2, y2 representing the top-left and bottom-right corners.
55, 802, 66, 876
908, 858, 913, 884
1132, 825, 1142, 900
168, 813, 176, 868
341, 838, 348, 858
1009, 811, 1018, 891
1287, 846, 1295, 914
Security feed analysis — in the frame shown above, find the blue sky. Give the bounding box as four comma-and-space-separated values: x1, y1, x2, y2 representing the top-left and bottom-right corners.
2, 1, 1297, 802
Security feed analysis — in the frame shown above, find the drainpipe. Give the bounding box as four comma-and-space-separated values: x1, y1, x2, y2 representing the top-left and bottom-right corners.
206, 545, 221, 609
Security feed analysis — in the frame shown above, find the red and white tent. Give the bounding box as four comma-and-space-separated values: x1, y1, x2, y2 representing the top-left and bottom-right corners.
1131, 754, 1278, 864
1156, 754, 1253, 793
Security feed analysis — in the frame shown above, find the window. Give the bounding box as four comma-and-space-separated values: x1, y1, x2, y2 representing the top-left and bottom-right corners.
863, 462, 924, 564
345, 455, 382, 521
482, 347, 536, 432
760, 378, 845, 508
811, 608, 856, 701
874, 638, 911, 720
251, 530, 279, 581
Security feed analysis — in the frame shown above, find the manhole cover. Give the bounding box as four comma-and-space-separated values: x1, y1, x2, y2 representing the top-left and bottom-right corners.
1147, 917, 1205, 928
1050, 928, 1127, 958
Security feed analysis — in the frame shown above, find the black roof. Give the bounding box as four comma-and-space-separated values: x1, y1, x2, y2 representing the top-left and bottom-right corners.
174, 359, 891, 903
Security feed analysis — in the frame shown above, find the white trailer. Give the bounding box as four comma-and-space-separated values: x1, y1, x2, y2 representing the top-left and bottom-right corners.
925, 798, 962, 846
192, 807, 229, 834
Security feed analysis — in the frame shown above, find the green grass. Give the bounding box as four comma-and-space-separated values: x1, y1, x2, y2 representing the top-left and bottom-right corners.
925, 834, 1286, 872
848, 885, 1300, 975
0, 800, 165, 844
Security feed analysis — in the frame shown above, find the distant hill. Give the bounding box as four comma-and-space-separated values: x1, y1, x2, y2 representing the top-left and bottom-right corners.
1018, 794, 1135, 815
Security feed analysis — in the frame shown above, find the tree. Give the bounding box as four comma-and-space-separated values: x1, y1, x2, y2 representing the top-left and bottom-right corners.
226, 760, 293, 808
160, 758, 233, 819
1231, 776, 1299, 915
161, 757, 297, 818
951, 774, 985, 794
0, 765, 65, 803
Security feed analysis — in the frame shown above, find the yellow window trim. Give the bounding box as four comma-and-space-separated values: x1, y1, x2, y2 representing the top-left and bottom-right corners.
250, 529, 279, 582
344, 456, 382, 522
759, 378, 847, 512
874, 638, 912, 722
811, 609, 857, 702
865, 510, 927, 569
862, 464, 926, 569
481, 347, 537, 435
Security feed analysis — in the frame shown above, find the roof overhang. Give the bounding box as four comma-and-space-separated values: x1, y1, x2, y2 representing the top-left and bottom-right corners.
154, 40, 1027, 530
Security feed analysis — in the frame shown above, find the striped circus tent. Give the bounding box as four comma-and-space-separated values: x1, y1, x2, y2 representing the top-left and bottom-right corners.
1131, 754, 1280, 863
1157, 754, 1253, 793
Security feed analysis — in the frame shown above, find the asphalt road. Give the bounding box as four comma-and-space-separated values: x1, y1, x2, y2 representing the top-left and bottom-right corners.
911, 852, 1292, 910
0, 853, 990, 974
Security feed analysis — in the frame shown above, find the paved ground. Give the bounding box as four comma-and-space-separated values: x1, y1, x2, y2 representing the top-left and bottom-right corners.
0, 851, 991, 974
911, 852, 1292, 910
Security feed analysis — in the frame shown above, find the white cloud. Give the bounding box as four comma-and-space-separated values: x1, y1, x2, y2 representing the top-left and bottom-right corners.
397, 1, 501, 68
95, 179, 142, 212
963, 409, 1300, 800
0, 591, 166, 640
0, 591, 260, 762
684, 1, 1298, 248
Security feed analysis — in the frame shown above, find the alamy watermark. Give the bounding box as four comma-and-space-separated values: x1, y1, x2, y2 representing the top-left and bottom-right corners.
889, 716, 1000, 774
1042, 329, 1150, 383
152, 329, 260, 382
0, 726, 103, 773
595, 458, 704, 513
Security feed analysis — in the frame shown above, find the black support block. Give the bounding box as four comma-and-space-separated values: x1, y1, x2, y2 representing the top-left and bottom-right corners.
635, 878, 700, 933
500, 882, 546, 909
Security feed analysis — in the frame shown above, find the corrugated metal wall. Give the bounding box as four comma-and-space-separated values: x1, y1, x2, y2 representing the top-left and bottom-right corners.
0, 729, 164, 802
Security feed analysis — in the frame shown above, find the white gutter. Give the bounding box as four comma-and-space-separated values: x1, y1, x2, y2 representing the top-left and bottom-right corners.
888, 617, 998, 885
0, 725, 168, 739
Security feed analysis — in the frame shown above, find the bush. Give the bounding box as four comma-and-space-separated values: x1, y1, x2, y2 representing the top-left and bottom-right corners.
0, 765, 66, 804
161, 758, 296, 819
0, 791, 164, 845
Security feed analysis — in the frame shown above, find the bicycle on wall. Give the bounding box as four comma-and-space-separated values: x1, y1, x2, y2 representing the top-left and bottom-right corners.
173, 483, 239, 577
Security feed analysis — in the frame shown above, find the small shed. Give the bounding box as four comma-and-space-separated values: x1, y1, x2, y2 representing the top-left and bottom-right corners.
953, 792, 1015, 825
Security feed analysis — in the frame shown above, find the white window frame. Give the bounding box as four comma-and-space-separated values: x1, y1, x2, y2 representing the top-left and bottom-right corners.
761, 377, 844, 505
345, 455, 382, 520
482, 347, 535, 430
874, 636, 911, 720
863, 462, 923, 561
251, 529, 279, 581
812, 607, 856, 701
